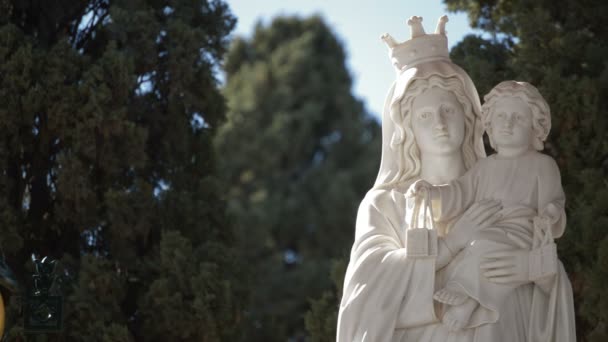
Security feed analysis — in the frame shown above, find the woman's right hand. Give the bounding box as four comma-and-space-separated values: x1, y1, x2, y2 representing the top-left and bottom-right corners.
444, 199, 502, 253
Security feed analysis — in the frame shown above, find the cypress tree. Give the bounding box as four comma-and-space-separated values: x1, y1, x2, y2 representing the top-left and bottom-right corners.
0, 0, 243, 340
218, 15, 380, 341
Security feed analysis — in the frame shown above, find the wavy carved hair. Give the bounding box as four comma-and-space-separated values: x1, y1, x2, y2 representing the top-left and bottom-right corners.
482, 81, 551, 151
386, 75, 479, 186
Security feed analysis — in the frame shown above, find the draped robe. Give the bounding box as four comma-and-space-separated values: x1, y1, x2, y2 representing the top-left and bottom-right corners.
337, 179, 576, 342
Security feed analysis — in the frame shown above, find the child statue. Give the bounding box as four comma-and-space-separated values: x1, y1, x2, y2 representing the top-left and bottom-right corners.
413, 81, 566, 331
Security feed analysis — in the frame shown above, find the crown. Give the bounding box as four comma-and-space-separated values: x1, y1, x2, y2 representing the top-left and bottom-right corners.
381, 15, 450, 71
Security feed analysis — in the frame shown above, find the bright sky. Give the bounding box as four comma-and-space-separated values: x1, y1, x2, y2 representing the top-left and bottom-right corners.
226, 0, 479, 119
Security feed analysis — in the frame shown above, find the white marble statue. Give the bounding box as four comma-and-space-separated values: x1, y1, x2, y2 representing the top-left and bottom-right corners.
337, 16, 576, 342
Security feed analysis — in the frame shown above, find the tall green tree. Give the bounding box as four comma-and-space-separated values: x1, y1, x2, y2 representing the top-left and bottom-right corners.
449, 34, 515, 99
0, 0, 243, 340
445, 1, 608, 340
218, 16, 380, 340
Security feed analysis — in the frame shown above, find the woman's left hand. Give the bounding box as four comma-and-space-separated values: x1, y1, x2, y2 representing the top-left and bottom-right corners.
480, 249, 531, 286
480, 231, 532, 286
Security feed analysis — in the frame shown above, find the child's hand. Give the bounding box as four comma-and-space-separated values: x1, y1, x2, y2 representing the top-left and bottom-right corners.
533, 215, 552, 231
541, 203, 561, 225
533, 215, 554, 247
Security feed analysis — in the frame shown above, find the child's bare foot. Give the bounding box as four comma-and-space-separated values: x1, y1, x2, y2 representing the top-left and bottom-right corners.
442, 297, 479, 332
433, 288, 468, 306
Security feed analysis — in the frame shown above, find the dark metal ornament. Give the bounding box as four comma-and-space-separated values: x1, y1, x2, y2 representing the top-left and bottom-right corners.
24, 256, 63, 333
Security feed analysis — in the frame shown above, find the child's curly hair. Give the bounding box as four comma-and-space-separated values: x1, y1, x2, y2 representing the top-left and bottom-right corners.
482, 81, 550, 151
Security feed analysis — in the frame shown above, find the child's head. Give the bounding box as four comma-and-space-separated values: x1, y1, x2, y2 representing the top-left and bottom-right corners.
482, 81, 550, 151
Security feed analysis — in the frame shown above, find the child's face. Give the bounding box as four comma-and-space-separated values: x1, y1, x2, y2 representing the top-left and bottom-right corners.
490, 96, 533, 151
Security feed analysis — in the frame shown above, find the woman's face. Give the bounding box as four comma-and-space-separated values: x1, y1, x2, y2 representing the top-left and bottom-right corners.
411, 87, 466, 156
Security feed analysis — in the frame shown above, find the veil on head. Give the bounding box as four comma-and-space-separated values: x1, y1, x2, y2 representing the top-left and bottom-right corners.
374, 16, 486, 189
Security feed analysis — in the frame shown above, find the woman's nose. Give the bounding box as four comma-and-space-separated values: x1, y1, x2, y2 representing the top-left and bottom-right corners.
433, 111, 446, 130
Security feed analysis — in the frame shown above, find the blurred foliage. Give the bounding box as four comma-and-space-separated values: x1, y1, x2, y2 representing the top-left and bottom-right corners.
449, 34, 515, 98
304, 259, 346, 342
0, 0, 245, 340
217, 15, 381, 341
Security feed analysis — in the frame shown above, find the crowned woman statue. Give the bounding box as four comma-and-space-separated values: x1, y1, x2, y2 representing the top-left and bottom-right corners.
336, 16, 576, 342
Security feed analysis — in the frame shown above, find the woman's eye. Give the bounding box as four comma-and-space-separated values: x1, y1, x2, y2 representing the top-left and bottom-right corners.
420, 112, 430, 119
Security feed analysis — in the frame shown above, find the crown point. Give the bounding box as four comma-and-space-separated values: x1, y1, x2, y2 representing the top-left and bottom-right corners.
407, 16, 426, 38
435, 15, 449, 35
407, 16, 423, 25
383, 14, 450, 71
381, 33, 399, 48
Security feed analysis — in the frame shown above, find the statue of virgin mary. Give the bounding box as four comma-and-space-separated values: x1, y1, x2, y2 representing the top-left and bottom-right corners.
336, 15, 576, 342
